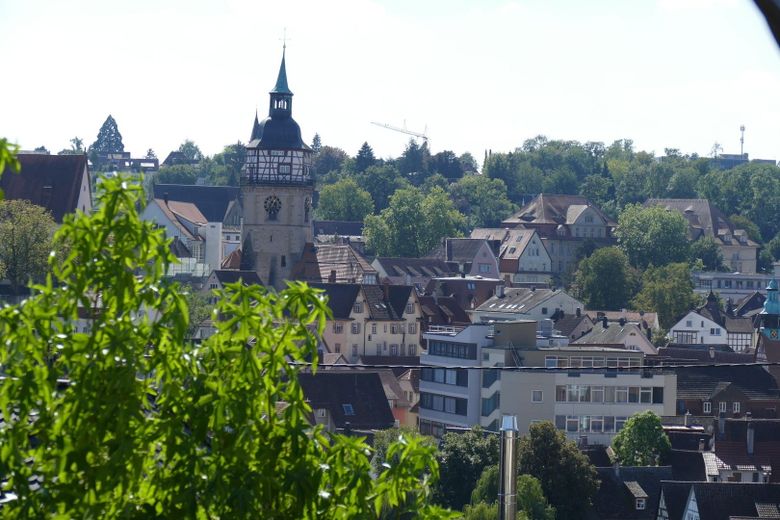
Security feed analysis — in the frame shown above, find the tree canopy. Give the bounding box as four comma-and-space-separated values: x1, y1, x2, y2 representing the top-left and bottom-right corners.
355, 141, 376, 173
631, 262, 698, 329
0, 199, 60, 294
574, 246, 638, 310
364, 186, 465, 257
317, 177, 375, 221
448, 175, 515, 228
689, 236, 726, 271
616, 204, 690, 269
517, 422, 598, 520
434, 427, 499, 511
612, 411, 671, 466
0, 176, 455, 519
89, 115, 124, 159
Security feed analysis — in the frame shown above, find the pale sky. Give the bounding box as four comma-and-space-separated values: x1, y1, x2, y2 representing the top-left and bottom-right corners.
1, 0, 779, 166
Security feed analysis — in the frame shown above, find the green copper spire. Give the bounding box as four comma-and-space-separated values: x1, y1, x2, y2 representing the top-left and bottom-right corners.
270, 46, 292, 95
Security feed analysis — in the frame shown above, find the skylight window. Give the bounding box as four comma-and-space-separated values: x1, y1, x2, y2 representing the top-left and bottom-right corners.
342, 404, 355, 416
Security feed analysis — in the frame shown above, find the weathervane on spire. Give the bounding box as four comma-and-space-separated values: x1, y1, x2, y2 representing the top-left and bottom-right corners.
280, 27, 291, 50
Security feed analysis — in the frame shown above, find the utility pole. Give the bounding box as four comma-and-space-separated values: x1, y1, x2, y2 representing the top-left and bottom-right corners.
498, 415, 519, 520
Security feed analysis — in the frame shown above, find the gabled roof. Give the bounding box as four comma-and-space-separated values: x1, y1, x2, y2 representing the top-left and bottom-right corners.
291, 243, 376, 283
592, 466, 673, 519
418, 295, 470, 326
2, 153, 89, 223
212, 269, 263, 286
735, 292, 767, 317
362, 284, 413, 321
573, 322, 648, 346
298, 372, 395, 430
152, 184, 239, 222
645, 198, 758, 247
220, 248, 242, 269
427, 238, 491, 264
554, 314, 593, 338
674, 366, 779, 401
169, 236, 192, 258
359, 356, 420, 377
313, 220, 365, 237
309, 283, 361, 319
154, 199, 204, 241
502, 193, 616, 227
374, 257, 456, 280
660, 482, 780, 520
476, 287, 571, 314
584, 310, 659, 330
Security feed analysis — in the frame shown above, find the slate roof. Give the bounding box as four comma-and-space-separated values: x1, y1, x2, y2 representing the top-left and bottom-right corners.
675, 366, 779, 401
291, 243, 376, 284
362, 284, 412, 320
657, 346, 755, 365
592, 466, 672, 519
298, 372, 395, 430
313, 220, 365, 237
470, 228, 539, 261
374, 257, 456, 280
309, 283, 362, 319
2, 153, 89, 223
502, 193, 616, 227
152, 184, 239, 222
659, 482, 780, 520
554, 314, 593, 338
573, 322, 648, 346
427, 238, 491, 265
664, 449, 707, 481
696, 294, 755, 334
359, 356, 420, 377
645, 198, 759, 248
418, 295, 470, 327
212, 270, 263, 286
735, 292, 767, 317
476, 287, 564, 314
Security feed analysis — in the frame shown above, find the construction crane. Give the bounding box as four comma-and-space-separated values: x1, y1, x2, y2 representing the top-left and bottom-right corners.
370, 121, 429, 147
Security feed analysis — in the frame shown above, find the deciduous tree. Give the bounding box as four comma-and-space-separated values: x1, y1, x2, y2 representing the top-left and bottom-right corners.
0, 199, 59, 294
612, 411, 671, 466
574, 246, 638, 310
317, 178, 374, 221
689, 236, 726, 271
0, 176, 456, 519
434, 427, 499, 511
631, 262, 698, 329
616, 204, 690, 269
517, 422, 598, 520
449, 175, 515, 228
177, 139, 203, 162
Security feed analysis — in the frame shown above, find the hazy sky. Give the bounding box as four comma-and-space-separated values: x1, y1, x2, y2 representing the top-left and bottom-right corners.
2, 0, 779, 166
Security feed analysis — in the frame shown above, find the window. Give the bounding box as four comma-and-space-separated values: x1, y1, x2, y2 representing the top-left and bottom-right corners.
334, 343, 342, 353
278, 163, 292, 174
342, 404, 355, 416
281, 255, 286, 267
686, 320, 693, 327
479, 263, 491, 273
408, 344, 416, 356
591, 416, 604, 433
555, 415, 566, 430
591, 386, 604, 403
733, 401, 741, 413
351, 323, 361, 334
317, 409, 327, 418
556, 385, 567, 402
545, 356, 558, 368
390, 344, 398, 355
604, 416, 615, 433
408, 323, 417, 334
467, 282, 476, 290
372, 323, 377, 334
636, 498, 646, 510
616, 387, 629, 403
719, 401, 727, 413
566, 417, 579, 433
353, 302, 362, 313
532, 390, 543, 403
710, 328, 721, 336
541, 307, 548, 315
406, 303, 414, 314
615, 417, 627, 431
391, 324, 400, 334
333, 323, 344, 334
703, 401, 712, 414
640, 387, 653, 404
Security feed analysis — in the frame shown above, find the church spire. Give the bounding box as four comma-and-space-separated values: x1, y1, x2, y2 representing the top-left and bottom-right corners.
270, 46, 292, 95
250, 109, 261, 141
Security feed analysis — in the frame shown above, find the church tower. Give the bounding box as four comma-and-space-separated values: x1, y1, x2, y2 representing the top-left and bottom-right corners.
755, 279, 780, 382
240, 48, 313, 289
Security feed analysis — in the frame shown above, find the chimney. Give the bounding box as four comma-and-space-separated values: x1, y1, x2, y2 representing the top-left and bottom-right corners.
619, 317, 626, 327
576, 308, 581, 318
613, 460, 620, 478
698, 439, 706, 452
718, 412, 726, 437
383, 279, 389, 301
684, 411, 691, 426
602, 316, 609, 329
163, 192, 169, 205
496, 283, 505, 298
747, 421, 755, 455
328, 269, 337, 283
709, 346, 715, 359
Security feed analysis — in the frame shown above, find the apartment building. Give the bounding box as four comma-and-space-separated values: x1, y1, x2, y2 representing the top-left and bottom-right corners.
311, 282, 422, 361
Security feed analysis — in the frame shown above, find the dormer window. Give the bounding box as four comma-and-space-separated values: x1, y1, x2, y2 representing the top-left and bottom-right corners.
342, 403, 355, 416
636, 498, 646, 510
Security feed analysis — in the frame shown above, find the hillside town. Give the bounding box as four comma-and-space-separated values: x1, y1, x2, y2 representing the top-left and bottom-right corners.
3, 20, 780, 520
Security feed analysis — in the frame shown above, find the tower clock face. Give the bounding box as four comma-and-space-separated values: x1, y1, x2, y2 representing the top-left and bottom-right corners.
264, 195, 282, 214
